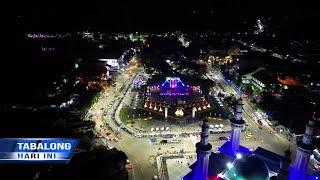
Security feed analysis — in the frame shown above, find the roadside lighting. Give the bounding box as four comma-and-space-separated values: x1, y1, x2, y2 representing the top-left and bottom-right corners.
236, 153, 242, 159
227, 162, 233, 169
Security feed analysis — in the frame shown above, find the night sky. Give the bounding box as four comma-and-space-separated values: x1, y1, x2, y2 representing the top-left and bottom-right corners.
12, 1, 320, 34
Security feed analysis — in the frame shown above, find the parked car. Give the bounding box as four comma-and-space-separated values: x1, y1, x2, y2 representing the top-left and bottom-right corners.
218, 136, 227, 141
245, 134, 253, 139
160, 140, 168, 144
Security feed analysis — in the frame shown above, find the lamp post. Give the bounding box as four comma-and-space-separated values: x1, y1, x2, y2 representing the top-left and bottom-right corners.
261, 140, 263, 148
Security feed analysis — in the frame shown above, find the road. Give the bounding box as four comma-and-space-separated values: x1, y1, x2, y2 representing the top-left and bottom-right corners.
85, 62, 298, 180
87, 66, 163, 180
206, 66, 296, 157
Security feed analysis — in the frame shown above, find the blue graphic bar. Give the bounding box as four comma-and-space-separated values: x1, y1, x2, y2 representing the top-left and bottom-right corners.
0, 138, 79, 163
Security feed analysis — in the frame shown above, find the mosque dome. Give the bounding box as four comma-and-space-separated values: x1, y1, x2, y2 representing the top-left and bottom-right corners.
226, 155, 269, 180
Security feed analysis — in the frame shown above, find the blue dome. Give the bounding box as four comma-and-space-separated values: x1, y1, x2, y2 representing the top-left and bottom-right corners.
226, 155, 269, 180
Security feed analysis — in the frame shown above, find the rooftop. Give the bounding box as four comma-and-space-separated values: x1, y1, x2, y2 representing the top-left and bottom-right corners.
218, 141, 251, 158
252, 70, 279, 85
235, 57, 265, 76
253, 147, 283, 164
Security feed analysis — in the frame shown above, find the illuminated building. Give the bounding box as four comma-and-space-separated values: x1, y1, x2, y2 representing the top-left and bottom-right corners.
182, 113, 319, 180
144, 77, 211, 118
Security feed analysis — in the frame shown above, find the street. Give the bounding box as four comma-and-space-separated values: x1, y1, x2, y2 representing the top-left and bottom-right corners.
207, 66, 296, 157
84, 63, 298, 180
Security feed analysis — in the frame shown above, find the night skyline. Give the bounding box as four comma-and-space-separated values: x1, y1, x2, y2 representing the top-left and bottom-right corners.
13, 2, 320, 36
2, 2, 320, 179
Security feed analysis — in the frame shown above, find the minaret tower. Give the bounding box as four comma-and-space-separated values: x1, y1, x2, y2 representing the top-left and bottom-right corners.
195, 119, 212, 180
277, 147, 292, 180
230, 98, 245, 155
293, 113, 316, 175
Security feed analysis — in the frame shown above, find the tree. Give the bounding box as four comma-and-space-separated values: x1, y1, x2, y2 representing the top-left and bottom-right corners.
273, 84, 283, 94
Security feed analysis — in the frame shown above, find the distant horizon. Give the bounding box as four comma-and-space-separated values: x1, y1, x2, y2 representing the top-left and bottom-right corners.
12, 2, 319, 37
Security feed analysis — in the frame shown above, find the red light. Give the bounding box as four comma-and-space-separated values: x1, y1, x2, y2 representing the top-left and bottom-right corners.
208, 176, 220, 180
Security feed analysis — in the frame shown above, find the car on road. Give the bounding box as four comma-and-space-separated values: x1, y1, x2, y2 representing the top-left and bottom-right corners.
173, 134, 179, 138
218, 136, 227, 141
113, 138, 119, 142
245, 133, 253, 139
135, 134, 142, 138
160, 140, 168, 144
170, 139, 180, 143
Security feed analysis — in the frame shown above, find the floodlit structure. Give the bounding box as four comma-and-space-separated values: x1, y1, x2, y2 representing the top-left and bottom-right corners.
195, 119, 212, 180
144, 77, 212, 118
192, 107, 196, 118
182, 109, 318, 180
175, 107, 184, 117
165, 108, 168, 119
293, 116, 316, 176
230, 98, 245, 155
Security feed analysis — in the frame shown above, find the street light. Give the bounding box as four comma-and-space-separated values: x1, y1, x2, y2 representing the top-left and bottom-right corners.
226, 162, 233, 169
261, 140, 263, 147
236, 153, 242, 159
